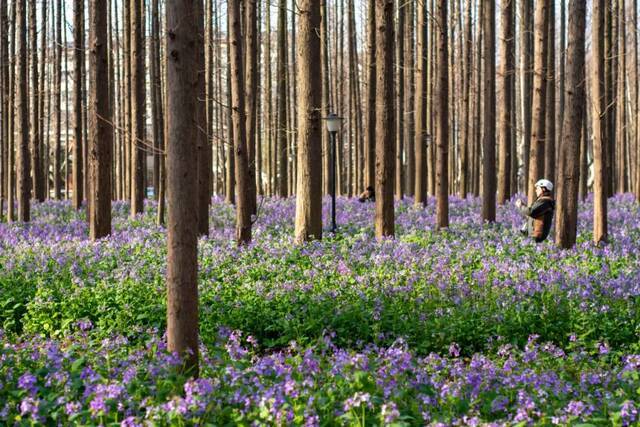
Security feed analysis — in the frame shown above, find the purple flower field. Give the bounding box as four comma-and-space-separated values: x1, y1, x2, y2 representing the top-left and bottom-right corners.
1, 195, 639, 425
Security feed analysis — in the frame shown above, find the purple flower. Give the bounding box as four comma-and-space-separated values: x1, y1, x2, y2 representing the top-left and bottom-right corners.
620, 401, 638, 424
17, 372, 37, 393
89, 396, 107, 417
65, 401, 81, 417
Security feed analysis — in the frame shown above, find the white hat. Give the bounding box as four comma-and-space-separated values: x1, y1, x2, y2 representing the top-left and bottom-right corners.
535, 179, 553, 192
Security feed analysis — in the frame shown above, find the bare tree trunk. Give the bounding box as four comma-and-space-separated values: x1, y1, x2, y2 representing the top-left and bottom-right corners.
0, 0, 7, 216
459, 0, 472, 198
365, 0, 376, 189
89, 0, 113, 239
527, 0, 549, 204
73, 0, 84, 209
605, 0, 616, 196
52, 0, 61, 200
481, 0, 496, 221
414, 0, 427, 207
404, 0, 415, 197
556, 0, 586, 249
616, 0, 627, 193
29, 0, 43, 202
592, 0, 608, 243
225, 48, 235, 205
374, 0, 394, 239
245, 0, 258, 214
497, 0, 514, 204
195, 0, 208, 235
294, 0, 323, 243
7, 0, 16, 221
230, 0, 252, 244
521, 0, 533, 194
16, 0, 29, 221
436, 0, 448, 227
544, 0, 556, 184
166, 0, 199, 376
320, 0, 330, 195
130, 0, 145, 217
276, 0, 288, 197
395, 0, 404, 200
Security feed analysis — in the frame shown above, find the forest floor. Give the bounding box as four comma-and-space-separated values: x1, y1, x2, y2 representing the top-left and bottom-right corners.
1, 195, 639, 425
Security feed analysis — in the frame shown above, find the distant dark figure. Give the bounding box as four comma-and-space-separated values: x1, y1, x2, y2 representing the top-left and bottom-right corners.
516, 179, 555, 243
358, 186, 375, 203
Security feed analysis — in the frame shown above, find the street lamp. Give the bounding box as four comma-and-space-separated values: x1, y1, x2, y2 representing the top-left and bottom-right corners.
324, 113, 342, 233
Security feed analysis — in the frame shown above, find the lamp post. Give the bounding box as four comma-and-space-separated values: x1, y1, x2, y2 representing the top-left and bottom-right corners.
324, 113, 342, 233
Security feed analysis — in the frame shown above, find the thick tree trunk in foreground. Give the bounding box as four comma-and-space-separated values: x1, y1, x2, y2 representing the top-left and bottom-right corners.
230, 0, 252, 244
555, 0, 586, 249
73, 0, 84, 209
374, 0, 395, 239
88, 0, 112, 240
528, 0, 549, 204
294, 0, 323, 243
591, 0, 608, 244
414, 0, 427, 207
497, 0, 513, 204
482, 0, 496, 222
130, 0, 145, 217
166, 0, 199, 376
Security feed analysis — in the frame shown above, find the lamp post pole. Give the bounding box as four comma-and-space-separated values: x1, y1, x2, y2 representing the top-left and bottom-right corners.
330, 130, 337, 233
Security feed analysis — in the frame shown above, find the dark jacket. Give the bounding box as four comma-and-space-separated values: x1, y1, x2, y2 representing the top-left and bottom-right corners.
518, 194, 555, 242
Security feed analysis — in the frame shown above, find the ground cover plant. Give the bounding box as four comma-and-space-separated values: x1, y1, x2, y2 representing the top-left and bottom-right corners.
1, 195, 639, 425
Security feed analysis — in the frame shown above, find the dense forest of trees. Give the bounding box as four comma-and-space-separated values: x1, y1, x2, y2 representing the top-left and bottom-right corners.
1, 0, 639, 250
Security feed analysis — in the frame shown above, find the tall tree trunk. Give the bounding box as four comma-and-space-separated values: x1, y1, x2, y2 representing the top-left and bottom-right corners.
556, 0, 586, 249
395, 0, 404, 200
436, 0, 449, 228
166, 0, 200, 376
195, 0, 209, 235
605, 0, 616, 196
225, 51, 235, 204
294, 0, 323, 243
404, 0, 415, 197
616, 0, 627, 193
592, 0, 608, 243
264, 1, 273, 196
276, 0, 288, 197
7, 0, 16, 221
527, 0, 549, 204
544, 0, 556, 184
365, 0, 376, 189
16, 0, 29, 221
497, 0, 514, 204
459, 0, 472, 198
73, 0, 84, 209
245, 0, 258, 214
414, 0, 427, 207
130, 0, 145, 217
53, 0, 61, 200
89, 0, 113, 239
29, 0, 42, 202
520, 0, 533, 194
482, 0, 496, 221
230, 0, 251, 244
0, 0, 7, 216
374, 0, 394, 239
321, 0, 330, 195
